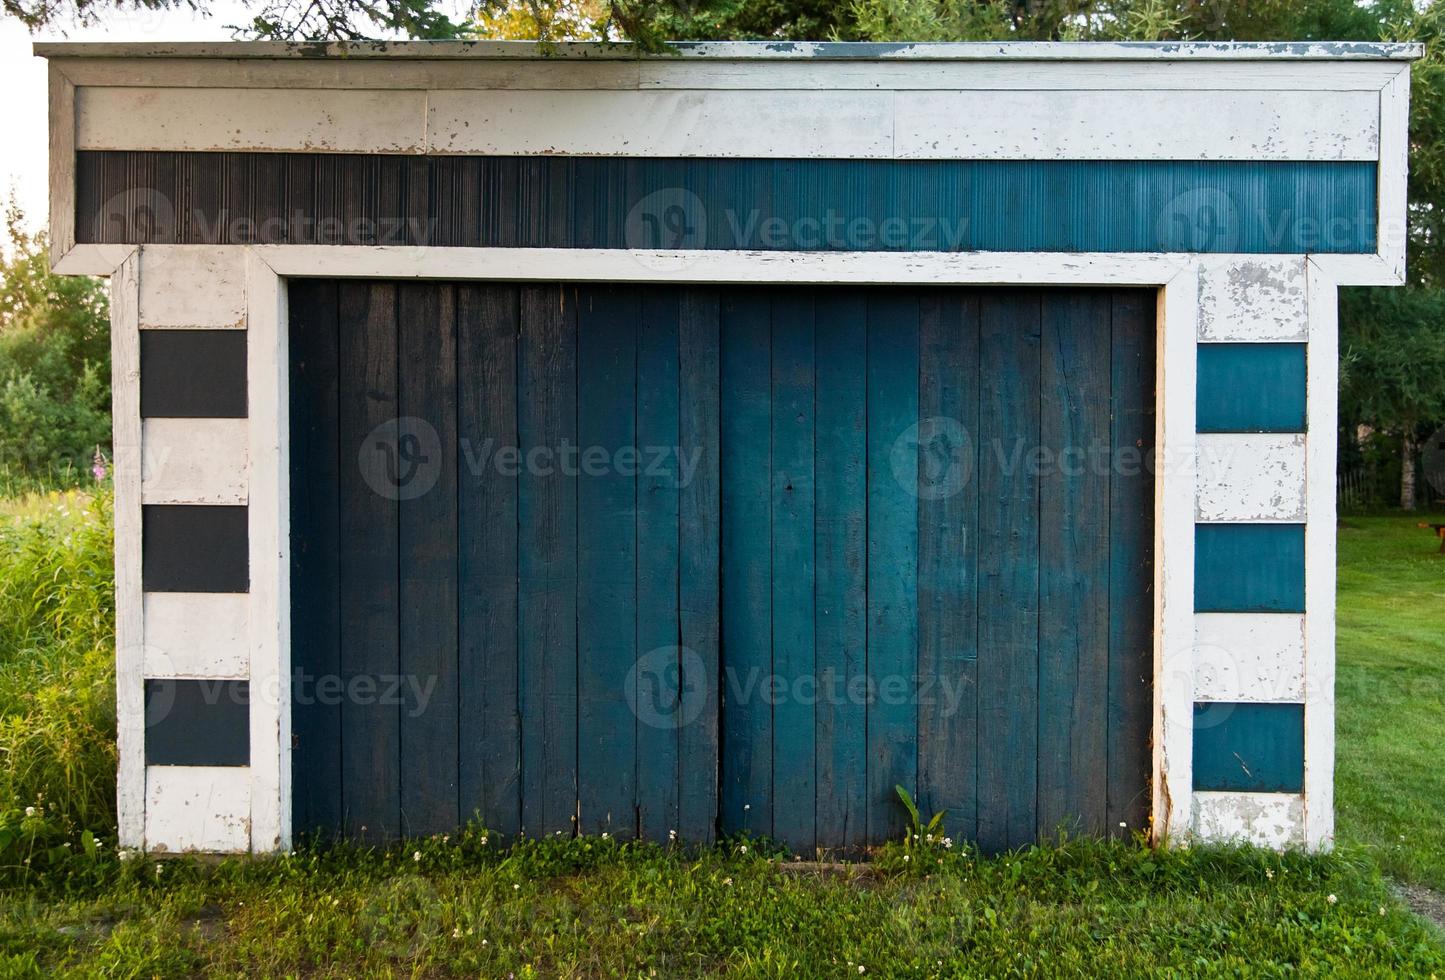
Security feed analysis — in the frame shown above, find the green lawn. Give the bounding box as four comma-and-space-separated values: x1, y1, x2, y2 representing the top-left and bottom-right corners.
1336, 515, 1445, 891
0, 508, 1443, 977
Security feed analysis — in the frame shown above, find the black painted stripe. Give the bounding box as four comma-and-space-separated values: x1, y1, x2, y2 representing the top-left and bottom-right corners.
142, 504, 250, 593
145, 679, 250, 767
77, 151, 1376, 254
140, 330, 248, 419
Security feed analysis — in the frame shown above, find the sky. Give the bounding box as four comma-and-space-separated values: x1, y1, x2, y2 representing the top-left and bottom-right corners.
0, 1, 468, 242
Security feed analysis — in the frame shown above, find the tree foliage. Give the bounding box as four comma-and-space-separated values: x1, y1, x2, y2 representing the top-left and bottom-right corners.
0, 203, 111, 484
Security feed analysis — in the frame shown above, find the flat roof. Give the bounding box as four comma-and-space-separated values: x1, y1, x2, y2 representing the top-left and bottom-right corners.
33, 39, 1424, 61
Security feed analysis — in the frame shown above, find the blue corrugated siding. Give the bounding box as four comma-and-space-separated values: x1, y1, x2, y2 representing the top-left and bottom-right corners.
1195, 524, 1307, 613
1197, 343, 1308, 433
78, 152, 1377, 253
1192, 702, 1305, 793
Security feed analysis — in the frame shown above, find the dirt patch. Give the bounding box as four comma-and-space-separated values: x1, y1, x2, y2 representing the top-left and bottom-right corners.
1393, 881, 1445, 932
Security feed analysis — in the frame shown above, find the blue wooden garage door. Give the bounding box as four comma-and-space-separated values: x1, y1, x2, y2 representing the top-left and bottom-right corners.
289, 281, 1155, 853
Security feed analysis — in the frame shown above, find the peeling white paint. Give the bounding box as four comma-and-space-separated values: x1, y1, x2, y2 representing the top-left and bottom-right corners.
1194, 613, 1307, 702
1197, 257, 1309, 342
144, 766, 252, 853
1196, 433, 1307, 522
1192, 791, 1305, 848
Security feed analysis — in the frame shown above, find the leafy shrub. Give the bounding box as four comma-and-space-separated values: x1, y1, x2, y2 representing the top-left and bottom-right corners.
0, 489, 116, 872
0, 203, 110, 487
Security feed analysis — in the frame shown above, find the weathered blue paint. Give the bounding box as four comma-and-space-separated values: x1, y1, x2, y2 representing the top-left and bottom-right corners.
290, 281, 1158, 851
1194, 524, 1306, 613
1196, 343, 1308, 433
1192, 702, 1305, 793
79, 152, 1377, 254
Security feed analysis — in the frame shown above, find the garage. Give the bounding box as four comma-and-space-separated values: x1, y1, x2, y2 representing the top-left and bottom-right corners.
288, 280, 1155, 851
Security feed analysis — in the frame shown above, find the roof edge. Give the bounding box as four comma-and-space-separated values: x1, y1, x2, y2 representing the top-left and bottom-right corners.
32, 39, 1425, 61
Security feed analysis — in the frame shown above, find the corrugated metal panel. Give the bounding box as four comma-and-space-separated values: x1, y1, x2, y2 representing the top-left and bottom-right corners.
78, 151, 1376, 253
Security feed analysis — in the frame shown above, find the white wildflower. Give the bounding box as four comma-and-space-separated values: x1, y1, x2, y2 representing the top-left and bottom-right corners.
1327, 894, 1338, 905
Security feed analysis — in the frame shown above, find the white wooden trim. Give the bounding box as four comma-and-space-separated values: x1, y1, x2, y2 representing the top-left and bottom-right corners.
891, 90, 1376, 161
143, 593, 250, 678
144, 766, 252, 853
254, 245, 1195, 285
1194, 613, 1306, 703
60, 244, 1407, 290
50, 56, 1406, 93
110, 250, 144, 849
75, 84, 1378, 162
1191, 791, 1305, 848
32, 40, 1425, 61
1195, 433, 1307, 523
244, 249, 290, 852
1155, 265, 1198, 844
141, 418, 249, 505
1377, 66, 1412, 284
1303, 259, 1340, 852
1196, 257, 1308, 342
47, 63, 76, 267
52, 244, 135, 277
138, 247, 248, 330
76, 87, 428, 155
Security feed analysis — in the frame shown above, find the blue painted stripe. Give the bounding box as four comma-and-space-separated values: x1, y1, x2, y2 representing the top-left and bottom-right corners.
1197, 343, 1307, 433
79, 153, 1377, 254
1195, 524, 1306, 613
1192, 702, 1305, 793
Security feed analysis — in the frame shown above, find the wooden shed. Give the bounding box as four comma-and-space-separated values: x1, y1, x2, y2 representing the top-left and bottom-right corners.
38, 39, 1418, 854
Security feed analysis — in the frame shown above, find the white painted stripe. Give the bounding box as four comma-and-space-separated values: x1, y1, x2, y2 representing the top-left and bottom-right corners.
244, 251, 290, 852
144, 765, 252, 853
1194, 613, 1306, 702
893, 90, 1378, 161
137, 247, 247, 330
426, 89, 894, 157
111, 252, 144, 850
253, 244, 1193, 285
52, 56, 1405, 92
1196, 433, 1306, 523
48, 63, 76, 265
76, 87, 427, 154
1192, 791, 1305, 848
1156, 266, 1198, 844
141, 418, 249, 505
1196, 257, 1308, 342
1303, 260, 1340, 852
75, 84, 1379, 161
143, 593, 250, 678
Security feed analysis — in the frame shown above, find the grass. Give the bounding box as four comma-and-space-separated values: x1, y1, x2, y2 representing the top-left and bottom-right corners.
3, 832, 1444, 977
1335, 513, 1445, 891
0, 500, 1442, 976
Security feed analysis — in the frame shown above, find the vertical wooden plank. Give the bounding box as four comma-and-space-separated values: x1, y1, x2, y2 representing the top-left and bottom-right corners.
865, 291, 920, 843
576, 285, 639, 838
48, 64, 75, 262
396, 283, 460, 836
110, 252, 143, 848
814, 292, 868, 852
1108, 290, 1156, 838
770, 290, 816, 854
518, 285, 579, 837
678, 288, 722, 845
288, 279, 341, 837
719, 290, 772, 838
457, 285, 522, 837
916, 291, 980, 844
975, 291, 1041, 854
1037, 291, 1112, 840
637, 288, 682, 841
337, 282, 401, 840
